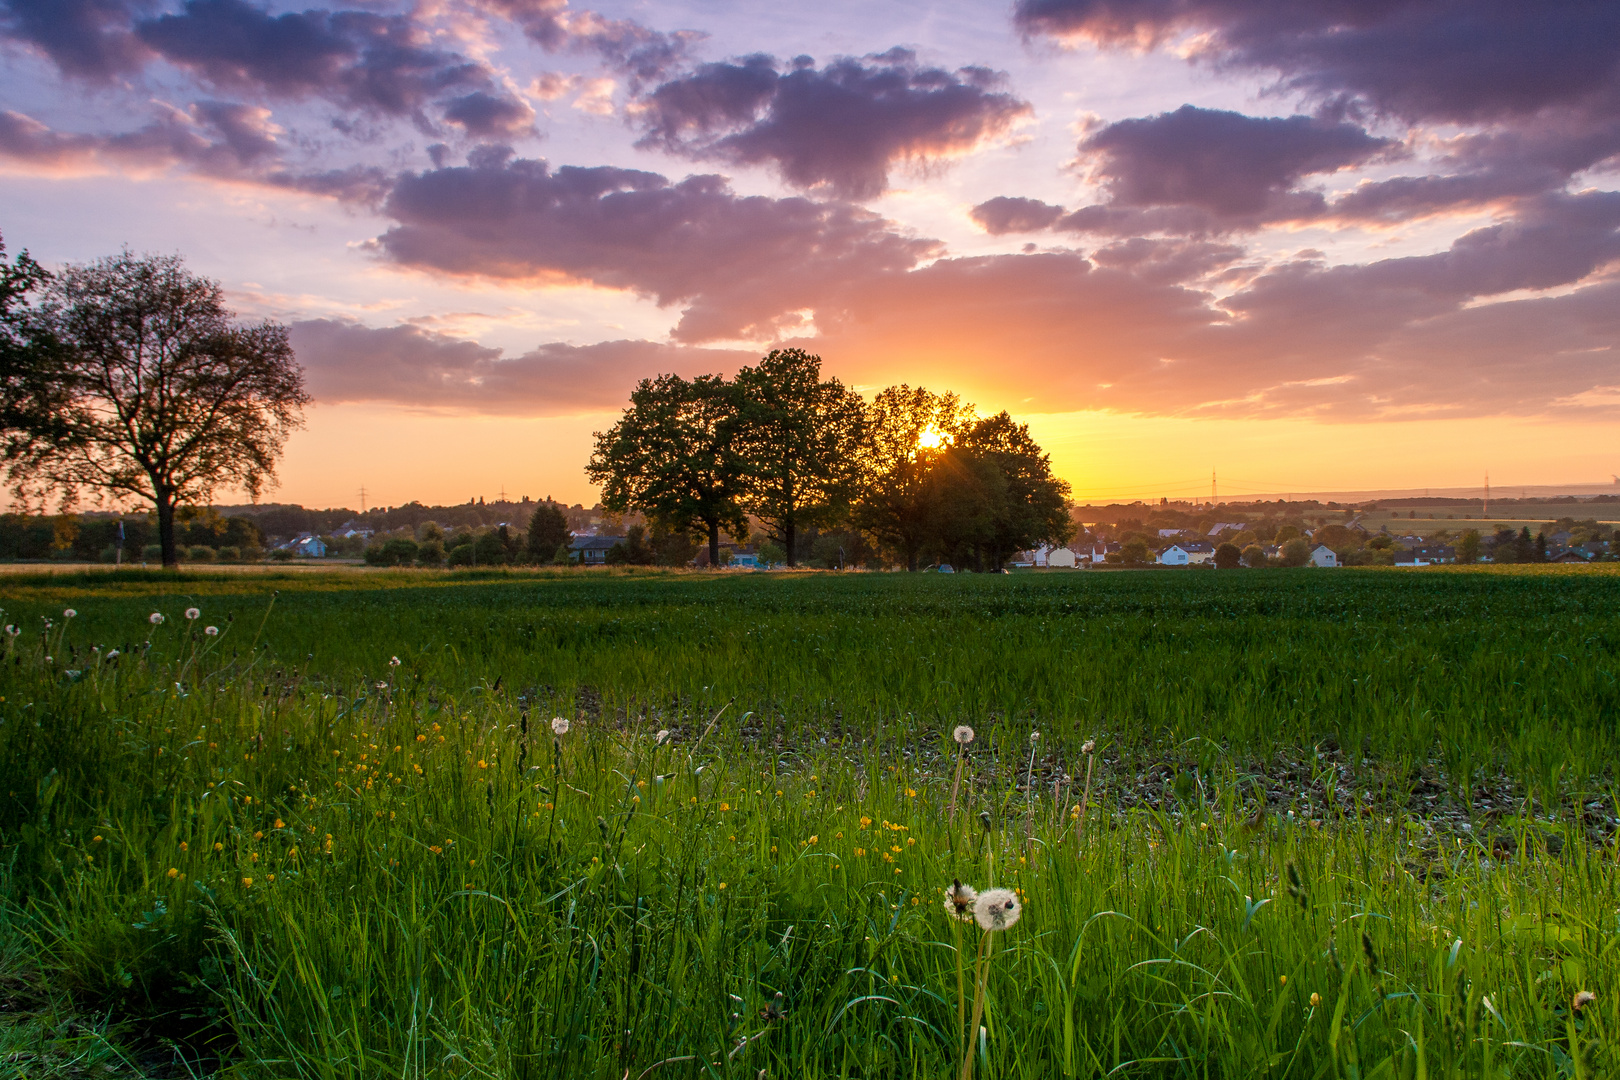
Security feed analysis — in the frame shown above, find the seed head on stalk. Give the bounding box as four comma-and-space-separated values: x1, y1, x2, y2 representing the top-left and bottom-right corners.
973, 889, 1022, 932
551, 717, 571, 736
149, 613, 164, 625
185, 608, 200, 621
943, 880, 978, 921
953, 726, 975, 745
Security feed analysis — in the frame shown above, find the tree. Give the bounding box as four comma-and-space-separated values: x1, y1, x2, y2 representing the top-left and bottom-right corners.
732, 349, 865, 567
849, 384, 976, 571
588, 373, 746, 568
4, 251, 308, 567
1214, 542, 1242, 569
525, 502, 570, 563
606, 524, 656, 565
0, 234, 65, 449
1456, 528, 1482, 564
923, 412, 1072, 571
1278, 537, 1310, 566
1241, 544, 1268, 567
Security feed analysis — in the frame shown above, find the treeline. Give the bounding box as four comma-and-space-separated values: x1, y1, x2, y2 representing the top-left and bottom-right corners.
587, 350, 1072, 571
225, 499, 611, 542
0, 509, 264, 563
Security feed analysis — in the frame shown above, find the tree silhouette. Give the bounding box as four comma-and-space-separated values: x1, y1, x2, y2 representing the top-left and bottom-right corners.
5, 250, 308, 568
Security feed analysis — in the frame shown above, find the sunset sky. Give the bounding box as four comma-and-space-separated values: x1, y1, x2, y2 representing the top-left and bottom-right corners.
3, 0, 1618, 508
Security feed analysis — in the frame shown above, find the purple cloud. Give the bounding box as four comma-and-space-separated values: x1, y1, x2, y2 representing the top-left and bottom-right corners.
372, 149, 937, 342
969, 196, 1065, 234
473, 0, 700, 86
1079, 105, 1396, 218
0, 0, 148, 79
290, 318, 751, 414
635, 49, 1032, 198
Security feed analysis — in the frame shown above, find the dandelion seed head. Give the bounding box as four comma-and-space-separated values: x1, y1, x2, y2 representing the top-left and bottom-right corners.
63, 608, 76, 618
205, 626, 219, 636
551, 717, 570, 736
185, 608, 200, 620
952, 725, 974, 745
149, 613, 164, 625
106, 649, 119, 659
943, 880, 978, 921
1081, 739, 1096, 754
973, 888, 1021, 932
1030, 731, 1040, 744
3, 625, 15, 637
655, 728, 671, 744
1574, 990, 1596, 1012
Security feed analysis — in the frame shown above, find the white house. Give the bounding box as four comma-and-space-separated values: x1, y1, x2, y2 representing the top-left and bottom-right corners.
1180, 541, 1215, 564
1158, 544, 1191, 565
1026, 544, 1078, 567
1308, 544, 1339, 567
290, 534, 327, 558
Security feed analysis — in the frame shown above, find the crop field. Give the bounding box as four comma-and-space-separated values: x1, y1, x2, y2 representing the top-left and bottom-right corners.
0, 566, 1616, 1078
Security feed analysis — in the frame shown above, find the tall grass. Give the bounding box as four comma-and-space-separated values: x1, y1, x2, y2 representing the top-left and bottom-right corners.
0, 567, 1614, 1077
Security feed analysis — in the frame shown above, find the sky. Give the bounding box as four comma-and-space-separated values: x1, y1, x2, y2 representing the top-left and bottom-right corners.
2, 0, 1618, 509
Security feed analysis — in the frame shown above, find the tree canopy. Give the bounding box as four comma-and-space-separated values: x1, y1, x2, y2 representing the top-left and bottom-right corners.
3, 249, 308, 567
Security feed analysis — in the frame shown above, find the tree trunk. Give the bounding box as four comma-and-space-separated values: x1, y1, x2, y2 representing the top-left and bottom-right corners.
784, 515, 796, 568
156, 491, 178, 569
707, 519, 721, 568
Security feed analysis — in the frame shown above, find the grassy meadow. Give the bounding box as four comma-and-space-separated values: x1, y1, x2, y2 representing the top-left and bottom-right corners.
0, 565, 1616, 1078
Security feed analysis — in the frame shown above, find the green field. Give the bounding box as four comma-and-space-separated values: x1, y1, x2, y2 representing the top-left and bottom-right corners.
0, 567, 1615, 1078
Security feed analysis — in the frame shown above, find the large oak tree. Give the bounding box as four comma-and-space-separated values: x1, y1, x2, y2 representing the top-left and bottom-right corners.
4, 251, 309, 568
849, 384, 976, 571
587, 373, 746, 567
733, 349, 865, 567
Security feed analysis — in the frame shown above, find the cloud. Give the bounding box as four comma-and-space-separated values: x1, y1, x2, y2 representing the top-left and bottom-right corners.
441, 91, 537, 137
968, 195, 1064, 234
372, 148, 937, 342
0, 0, 148, 79
1079, 105, 1396, 219
1014, 0, 1620, 124
289, 317, 750, 414
133, 0, 525, 128
473, 0, 701, 85
0, 104, 391, 202
813, 191, 1620, 420
635, 48, 1032, 198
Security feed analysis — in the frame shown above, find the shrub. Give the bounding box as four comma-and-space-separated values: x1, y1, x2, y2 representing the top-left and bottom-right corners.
417, 539, 445, 567
217, 545, 241, 562
1241, 544, 1268, 568
141, 544, 163, 562
1214, 542, 1242, 569
269, 548, 293, 561
1278, 538, 1310, 567
446, 543, 475, 567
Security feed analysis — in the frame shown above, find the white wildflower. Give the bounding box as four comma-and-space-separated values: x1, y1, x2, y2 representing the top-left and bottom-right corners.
204, 626, 219, 636
185, 608, 200, 620
943, 880, 978, 922
952, 725, 975, 745
149, 613, 164, 625
551, 717, 571, 736
389, 656, 401, 667
973, 888, 1022, 932
63, 608, 76, 619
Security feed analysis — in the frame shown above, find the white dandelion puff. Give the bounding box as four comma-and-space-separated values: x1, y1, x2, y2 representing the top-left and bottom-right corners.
205, 626, 219, 636
185, 608, 200, 620
943, 880, 978, 922
952, 725, 975, 745
973, 888, 1022, 932
1030, 731, 1040, 744
1574, 990, 1596, 1013
149, 613, 164, 625
1081, 739, 1096, 755
389, 656, 401, 667
63, 608, 76, 619
105, 649, 120, 659
3, 625, 17, 637
551, 717, 571, 736
655, 729, 671, 744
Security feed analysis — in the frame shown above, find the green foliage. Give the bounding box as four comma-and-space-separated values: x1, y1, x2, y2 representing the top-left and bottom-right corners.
416, 538, 445, 568
525, 503, 569, 563
1214, 542, 1242, 569
1, 569, 1618, 1077
1241, 543, 1268, 567
1278, 536, 1310, 566
1458, 528, 1483, 564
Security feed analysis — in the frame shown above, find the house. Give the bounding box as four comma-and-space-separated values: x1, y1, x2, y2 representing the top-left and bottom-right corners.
1180, 541, 1215, 564
1394, 544, 1456, 566
1308, 545, 1339, 567
1157, 529, 1183, 538
1552, 548, 1591, 563
569, 534, 619, 565
288, 534, 326, 558
335, 519, 374, 540
1207, 523, 1245, 537
728, 546, 761, 568
1023, 543, 1078, 568
1158, 544, 1192, 566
